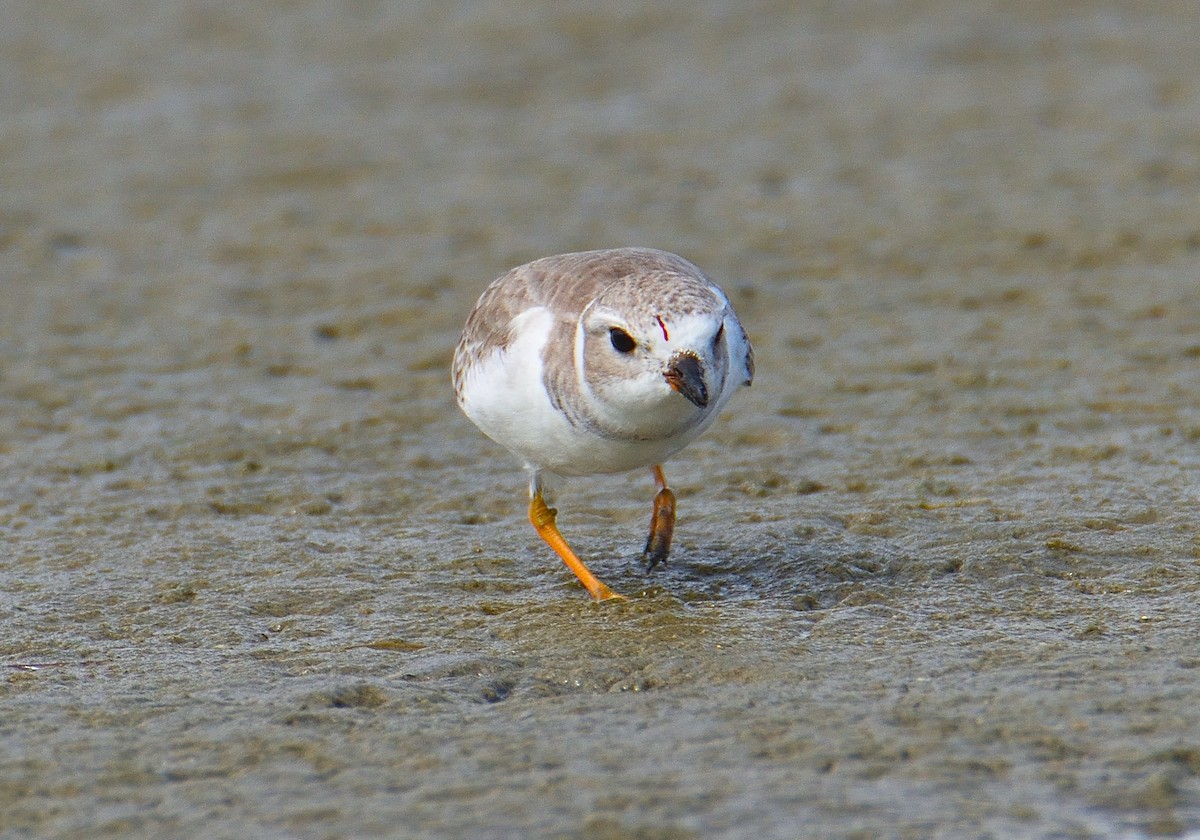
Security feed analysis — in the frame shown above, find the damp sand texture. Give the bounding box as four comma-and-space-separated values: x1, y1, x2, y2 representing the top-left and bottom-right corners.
3, 2, 1200, 839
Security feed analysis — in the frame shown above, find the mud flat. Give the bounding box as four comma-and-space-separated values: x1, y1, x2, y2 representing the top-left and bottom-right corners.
2, 2, 1199, 837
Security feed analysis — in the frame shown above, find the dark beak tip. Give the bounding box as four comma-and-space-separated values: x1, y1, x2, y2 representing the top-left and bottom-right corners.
666, 354, 708, 408
674, 385, 707, 408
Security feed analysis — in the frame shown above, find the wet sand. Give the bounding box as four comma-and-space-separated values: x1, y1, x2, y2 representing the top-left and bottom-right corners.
3, 2, 1200, 837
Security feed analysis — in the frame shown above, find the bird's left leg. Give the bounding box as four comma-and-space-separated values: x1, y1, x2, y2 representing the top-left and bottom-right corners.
642, 464, 676, 570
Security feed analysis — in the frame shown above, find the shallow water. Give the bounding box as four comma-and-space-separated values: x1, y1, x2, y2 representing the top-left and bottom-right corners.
3, 2, 1200, 838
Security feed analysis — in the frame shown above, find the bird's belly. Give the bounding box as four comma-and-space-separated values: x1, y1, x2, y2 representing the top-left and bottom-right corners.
539, 428, 699, 476
464, 372, 698, 476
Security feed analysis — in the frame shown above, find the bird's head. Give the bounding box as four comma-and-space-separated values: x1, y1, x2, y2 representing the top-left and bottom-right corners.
576, 273, 745, 440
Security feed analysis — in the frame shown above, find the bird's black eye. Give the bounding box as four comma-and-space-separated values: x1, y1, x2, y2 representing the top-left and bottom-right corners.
609, 327, 636, 354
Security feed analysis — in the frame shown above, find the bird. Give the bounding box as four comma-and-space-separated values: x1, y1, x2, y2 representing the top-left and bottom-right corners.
451, 247, 754, 600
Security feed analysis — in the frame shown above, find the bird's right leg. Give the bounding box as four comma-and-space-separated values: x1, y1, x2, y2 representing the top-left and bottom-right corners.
528, 475, 623, 601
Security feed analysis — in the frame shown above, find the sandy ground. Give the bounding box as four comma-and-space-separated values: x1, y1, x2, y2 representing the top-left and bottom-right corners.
3, 1, 1200, 838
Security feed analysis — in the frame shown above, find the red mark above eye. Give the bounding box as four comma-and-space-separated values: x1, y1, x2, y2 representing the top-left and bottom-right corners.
655, 315, 670, 342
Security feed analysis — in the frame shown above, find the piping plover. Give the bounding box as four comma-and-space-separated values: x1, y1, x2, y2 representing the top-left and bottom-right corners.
452, 247, 754, 600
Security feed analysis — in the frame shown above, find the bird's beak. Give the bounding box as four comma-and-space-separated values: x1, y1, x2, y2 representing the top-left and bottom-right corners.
664, 352, 708, 408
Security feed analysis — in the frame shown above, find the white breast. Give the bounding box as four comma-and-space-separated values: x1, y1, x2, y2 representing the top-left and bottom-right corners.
456, 307, 711, 477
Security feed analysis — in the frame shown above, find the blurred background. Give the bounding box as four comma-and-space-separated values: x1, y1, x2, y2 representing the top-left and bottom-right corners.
3, 2, 1199, 838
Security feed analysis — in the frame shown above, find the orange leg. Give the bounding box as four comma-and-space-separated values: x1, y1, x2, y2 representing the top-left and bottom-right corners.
529, 490, 624, 601
642, 464, 676, 570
